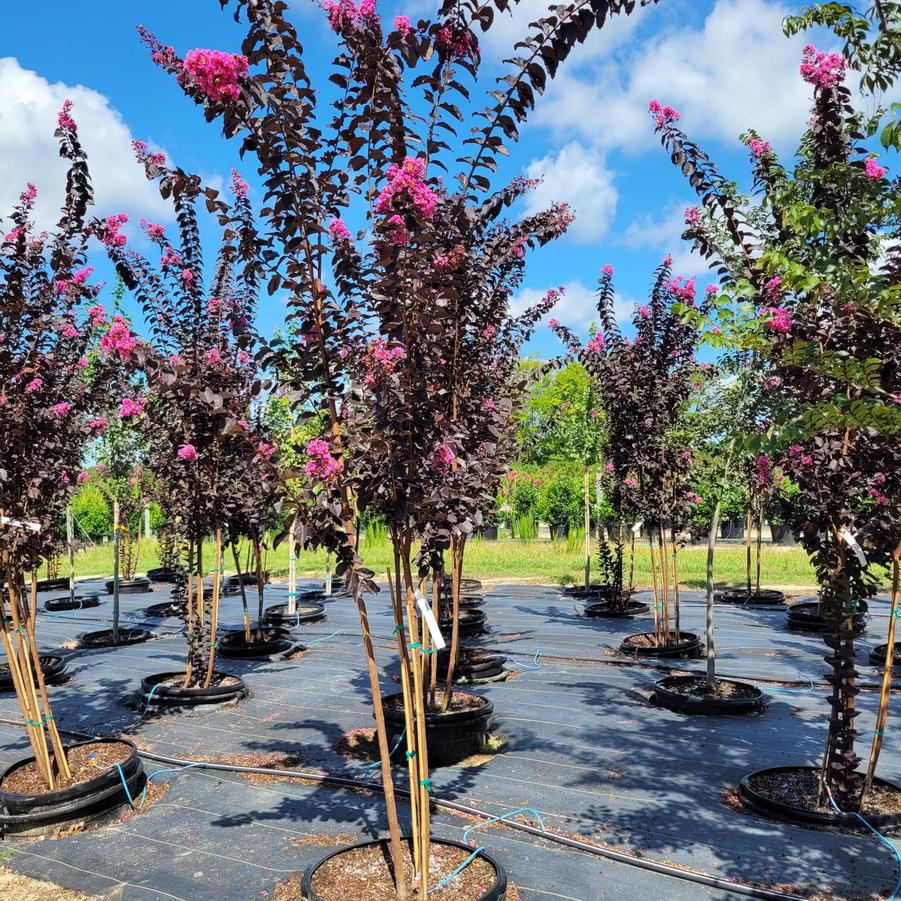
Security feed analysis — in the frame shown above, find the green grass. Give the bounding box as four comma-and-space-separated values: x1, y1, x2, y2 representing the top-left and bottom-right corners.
55, 535, 871, 591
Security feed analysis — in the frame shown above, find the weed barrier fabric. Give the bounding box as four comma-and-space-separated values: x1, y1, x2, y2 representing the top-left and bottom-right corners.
0, 579, 898, 900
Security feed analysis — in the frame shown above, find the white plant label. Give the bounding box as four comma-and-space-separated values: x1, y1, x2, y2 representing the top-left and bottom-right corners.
416, 593, 446, 650
0, 516, 40, 533
632, 520, 644, 534
840, 528, 867, 566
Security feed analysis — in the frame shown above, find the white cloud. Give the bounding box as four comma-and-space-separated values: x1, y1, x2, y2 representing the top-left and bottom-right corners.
620, 202, 711, 278
0, 58, 170, 234
534, 0, 813, 155
522, 142, 617, 243
511, 279, 633, 332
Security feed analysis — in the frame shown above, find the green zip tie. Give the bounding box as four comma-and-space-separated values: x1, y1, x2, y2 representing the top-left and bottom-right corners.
287, 591, 297, 598
406, 750, 417, 760
26, 714, 53, 727
409, 641, 422, 650
290, 556, 297, 562
875, 730, 885, 736
16, 625, 27, 635
421, 648, 437, 655
210, 642, 216, 648
393, 624, 405, 634
419, 778, 432, 792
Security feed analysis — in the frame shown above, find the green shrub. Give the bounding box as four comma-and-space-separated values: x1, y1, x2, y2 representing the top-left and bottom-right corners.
72, 484, 112, 542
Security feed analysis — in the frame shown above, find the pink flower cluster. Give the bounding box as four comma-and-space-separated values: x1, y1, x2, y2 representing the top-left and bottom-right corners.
666, 275, 696, 303
762, 376, 782, 391
482, 325, 497, 340
119, 396, 146, 419
482, 397, 498, 413
55, 265, 94, 296
25, 377, 43, 393
53, 402, 71, 418
550, 202, 576, 234
434, 245, 464, 271
60, 322, 79, 339
587, 334, 605, 354
637, 305, 651, 319
305, 438, 343, 480
325, 0, 378, 34
88, 304, 106, 327
364, 337, 405, 385
800, 44, 846, 90
765, 275, 783, 298
133, 140, 166, 167
436, 24, 475, 61
749, 138, 771, 159
141, 218, 166, 241
207, 347, 222, 364
100, 315, 137, 361
177, 444, 198, 462
431, 442, 455, 474
57, 99, 77, 134
257, 441, 277, 461
601, 263, 614, 276
394, 15, 411, 36
788, 444, 813, 467
89, 417, 108, 433
161, 247, 182, 269
328, 218, 351, 243
756, 454, 774, 486
762, 306, 792, 334
77, 470, 89, 485
648, 100, 680, 128
685, 491, 703, 505
183, 49, 249, 103
684, 207, 700, 225
101, 214, 128, 249
865, 158, 887, 180
385, 214, 410, 246
376, 157, 438, 222
230, 168, 249, 197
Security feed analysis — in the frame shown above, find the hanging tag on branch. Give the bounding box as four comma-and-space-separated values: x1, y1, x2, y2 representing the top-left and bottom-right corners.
840, 528, 868, 566
416, 593, 446, 650
631, 520, 644, 534
0, 516, 41, 533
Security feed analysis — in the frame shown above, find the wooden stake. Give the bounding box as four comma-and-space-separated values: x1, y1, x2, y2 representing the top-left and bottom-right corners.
583, 469, 591, 591
860, 558, 901, 807
287, 514, 298, 617
671, 527, 681, 643
183, 539, 195, 688
706, 500, 722, 685
66, 506, 75, 605
203, 528, 223, 688
648, 532, 660, 645
441, 535, 463, 712
659, 526, 671, 645
745, 506, 753, 597
230, 541, 252, 643
112, 500, 121, 645
755, 504, 763, 596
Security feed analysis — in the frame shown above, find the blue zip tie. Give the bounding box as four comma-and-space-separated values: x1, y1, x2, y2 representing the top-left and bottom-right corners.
463, 806, 546, 845
825, 786, 901, 901
419, 778, 432, 792
514, 649, 542, 671
305, 630, 344, 647
428, 847, 486, 894
766, 675, 815, 694
364, 728, 406, 781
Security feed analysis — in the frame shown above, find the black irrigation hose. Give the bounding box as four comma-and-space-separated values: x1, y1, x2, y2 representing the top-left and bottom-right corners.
0, 717, 804, 900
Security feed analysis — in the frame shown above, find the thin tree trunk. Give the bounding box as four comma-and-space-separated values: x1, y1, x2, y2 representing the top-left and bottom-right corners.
583, 469, 591, 591
745, 506, 753, 597
671, 526, 681, 642
254, 535, 265, 642
649, 532, 660, 645
860, 556, 901, 807
755, 504, 763, 596
203, 529, 223, 688
230, 541, 252, 643
660, 526, 671, 645
66, 506, 75, 605
442, 534, 464, 712
287, 515, 298, 617
706, 499, 722, 685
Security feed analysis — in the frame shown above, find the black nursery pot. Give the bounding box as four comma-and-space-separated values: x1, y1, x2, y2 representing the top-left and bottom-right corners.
652, 675, 763, 715
584, 600, 650, 618
0, 738, 144, 837
224, 571, 270, 595
143, 600, 187, 619
442, 576, 483, 594
718, 588, 786, 605
140, 671, 247, 708
869, 642, 901, 667
105, 576, 152, 595
44, 593, 100, 612
300, 836, 507, 901
562, 584, 615, 600
0, 655, 67, 692
479, 525, 499, 541
263, 602, 326, 627
738, 766, 901, 832
786, 600, 868, 634
34, 577, 69, 593
440, 607, 487, 639
437, 647, 507, 682
619, 631, 703, 659
146, 567, 182, 584
383, 691, 495, 767
78, 627, 152, 649
217, 628, 295, 659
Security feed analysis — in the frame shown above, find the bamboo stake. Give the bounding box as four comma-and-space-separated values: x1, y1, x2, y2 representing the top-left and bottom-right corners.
860, 558, 901, 807
183, 540, 194, 688
441, 536, 463, 712
325, 550, 332, 597
706, 499, 722, 685
755, 504, 763, 596
648, 532, 660, 645
387, 567, 420, 879
659, 526, 671, 645
428, 568, 440, 708
203, 528, 223, 688
745, 506, 753, 597
66, 506, 75, 605
254, 536, 266, 641
287, 514, 298, 617
671, 527, 681, 642
401, 545, 430, 898
628, 528, 636, 593
583, 469, 591, 591
230, 541, 252, 643
112, 500, 121, 644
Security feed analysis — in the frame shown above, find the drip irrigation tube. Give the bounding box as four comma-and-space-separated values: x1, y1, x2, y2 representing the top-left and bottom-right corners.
0, 717, 806, 901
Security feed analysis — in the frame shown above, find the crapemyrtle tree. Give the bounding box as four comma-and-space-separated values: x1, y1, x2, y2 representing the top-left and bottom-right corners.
552, 260, 703, 626
0, 104, 138, 788
652, 43, 900, 807
95, 147, 275, 688
138, 0, 658, 894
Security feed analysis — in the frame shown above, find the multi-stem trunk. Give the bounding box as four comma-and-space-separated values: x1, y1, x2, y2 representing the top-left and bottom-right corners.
441, 534, 464, 712
705, 499, 722, 685
231, 540, 252, 643
254, 536, 265, 642
820, 535, 861, 809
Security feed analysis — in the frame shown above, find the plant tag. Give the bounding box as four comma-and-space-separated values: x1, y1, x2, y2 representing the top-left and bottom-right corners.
632, 520, 644, 534
0, 516, 40, 533
840, 528, 867, 566
416, 593, 446, 650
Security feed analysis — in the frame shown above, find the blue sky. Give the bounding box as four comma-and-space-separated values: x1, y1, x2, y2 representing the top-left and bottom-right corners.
2, 0, 832, 355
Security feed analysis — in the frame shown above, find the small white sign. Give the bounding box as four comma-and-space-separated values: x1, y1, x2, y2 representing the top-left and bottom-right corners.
0, 516, 41, 533
632, 520, 644, 534
840, 528, 868, 566
416, 593, 446, 650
